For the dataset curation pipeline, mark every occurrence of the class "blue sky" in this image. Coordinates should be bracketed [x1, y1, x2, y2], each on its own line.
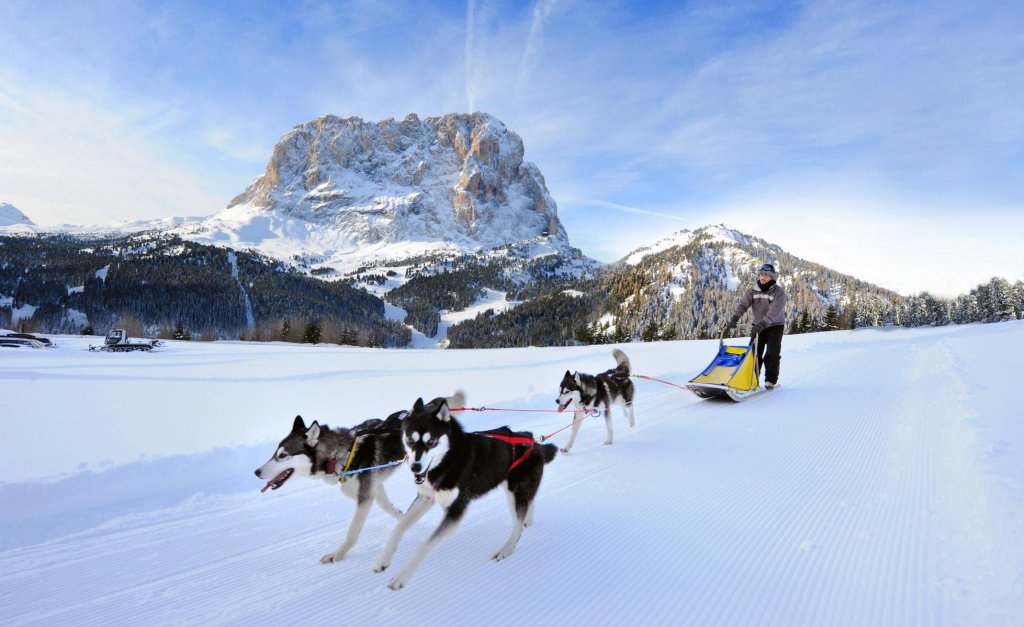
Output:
[2, 0, 1022, 297]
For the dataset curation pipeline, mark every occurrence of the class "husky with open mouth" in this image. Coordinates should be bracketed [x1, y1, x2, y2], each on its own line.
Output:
[556, 348, 636, 452]
[373, 390, 558, 590]
[254, 412, 407, 564]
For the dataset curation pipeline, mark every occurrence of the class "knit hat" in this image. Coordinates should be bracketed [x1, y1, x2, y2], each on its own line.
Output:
[758, 263, 778, 280]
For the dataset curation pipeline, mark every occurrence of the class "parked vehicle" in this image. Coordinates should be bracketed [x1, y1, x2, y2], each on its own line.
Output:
[89, 329, 162, 352]
[0, 337, 45, 349]
[3, 332, 55, 347]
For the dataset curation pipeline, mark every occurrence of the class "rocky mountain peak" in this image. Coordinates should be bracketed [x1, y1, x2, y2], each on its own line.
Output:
[221, 112, 564, 255]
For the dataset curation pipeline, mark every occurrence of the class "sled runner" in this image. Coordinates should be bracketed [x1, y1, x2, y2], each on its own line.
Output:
[686, 332, 770, 402]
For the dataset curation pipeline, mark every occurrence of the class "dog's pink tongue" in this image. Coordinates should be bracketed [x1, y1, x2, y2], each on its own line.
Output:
[260, 470, 291, 493]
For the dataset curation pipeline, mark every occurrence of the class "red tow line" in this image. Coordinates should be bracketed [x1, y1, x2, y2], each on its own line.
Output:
[452, 405, 601, 445]
[631, 373, 692, 391]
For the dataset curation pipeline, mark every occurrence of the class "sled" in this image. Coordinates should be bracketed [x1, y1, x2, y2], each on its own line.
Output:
[686, 332, 769, 402]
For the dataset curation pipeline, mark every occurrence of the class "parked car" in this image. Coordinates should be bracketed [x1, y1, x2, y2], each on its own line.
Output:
[3, 332, 55, 347]
[0, 337, 45, 348]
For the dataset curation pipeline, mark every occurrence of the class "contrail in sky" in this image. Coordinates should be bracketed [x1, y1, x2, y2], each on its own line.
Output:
[518, 0, 556, 91]
[465, 0, 477, 113]
[575, 198, 693, 222]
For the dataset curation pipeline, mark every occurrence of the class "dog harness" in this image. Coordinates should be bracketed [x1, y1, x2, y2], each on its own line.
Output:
[326, 436, 363, 481]
[479, 432, 535, 471]
[327, 411, 409, 480]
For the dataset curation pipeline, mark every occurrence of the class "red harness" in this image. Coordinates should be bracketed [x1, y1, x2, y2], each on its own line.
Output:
[480, 433, 535, 471]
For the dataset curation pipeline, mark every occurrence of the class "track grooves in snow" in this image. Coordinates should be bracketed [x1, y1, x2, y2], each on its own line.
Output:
[1, 324, 1022, 625]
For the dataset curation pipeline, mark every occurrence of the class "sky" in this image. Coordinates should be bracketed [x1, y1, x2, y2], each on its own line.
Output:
[1, 0, 1022, 297]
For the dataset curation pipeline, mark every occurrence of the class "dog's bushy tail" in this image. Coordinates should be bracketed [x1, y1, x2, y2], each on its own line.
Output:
[612, 348, 631, 374]
[447, 389, 467, 413]
[538, 442, 558, 464]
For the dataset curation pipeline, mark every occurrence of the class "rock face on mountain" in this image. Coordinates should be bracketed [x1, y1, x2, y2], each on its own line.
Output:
[223, 112, 565, 251]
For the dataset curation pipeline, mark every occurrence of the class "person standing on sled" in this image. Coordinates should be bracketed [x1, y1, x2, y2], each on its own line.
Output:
[725, 263, 788, 389]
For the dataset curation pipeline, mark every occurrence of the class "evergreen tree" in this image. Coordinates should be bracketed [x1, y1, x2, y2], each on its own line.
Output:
[988, 277, 1016, 322]
[174, 321, 191, 341]
[302, 319, 323, 344]
[641, 318, 660, 342]
[824, 305, 839, 330]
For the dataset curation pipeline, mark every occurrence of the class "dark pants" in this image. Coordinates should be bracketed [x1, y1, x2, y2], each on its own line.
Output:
[756, 324, 784, 384]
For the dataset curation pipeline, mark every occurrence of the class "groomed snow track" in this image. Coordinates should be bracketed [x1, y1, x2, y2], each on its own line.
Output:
[1, 323, 1022, 625]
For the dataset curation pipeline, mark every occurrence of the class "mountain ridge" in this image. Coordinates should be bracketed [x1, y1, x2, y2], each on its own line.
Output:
[4, 113, 1019, 344]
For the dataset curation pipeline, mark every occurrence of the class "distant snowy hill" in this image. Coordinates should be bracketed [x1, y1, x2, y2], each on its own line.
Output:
[590, 224, 906, 341]
[0, 203, 34, 228]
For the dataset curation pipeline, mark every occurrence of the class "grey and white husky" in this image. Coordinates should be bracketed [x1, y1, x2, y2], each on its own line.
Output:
[555, 348, 636, 452]
[254, 412, 407, 564]
[374, 390, 558, 590]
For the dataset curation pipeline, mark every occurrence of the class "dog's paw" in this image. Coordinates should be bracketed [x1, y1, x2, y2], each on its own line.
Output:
[320, 542, 353, 563]
[387, 575, 408, 590]
[373, 561, 389, 573]
[320, 550, 346, 564]
[603, 439, 613, 446]
[493, 546, 516, 561]
[559, 446, 572, 453]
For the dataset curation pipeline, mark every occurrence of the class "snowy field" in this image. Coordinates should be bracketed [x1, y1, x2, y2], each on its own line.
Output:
[1, 321, 1023, 626]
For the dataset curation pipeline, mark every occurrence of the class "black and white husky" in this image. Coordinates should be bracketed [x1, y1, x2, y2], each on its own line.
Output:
[254, 412, 407, 564]
[556, 348, 636, 452]
[374, 390, 558, 591]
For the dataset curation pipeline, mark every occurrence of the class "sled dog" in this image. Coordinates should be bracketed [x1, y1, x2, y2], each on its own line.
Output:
[556, 348, 636, 452]
[254, 412, 407, 563]
[374, 390, 558, 590]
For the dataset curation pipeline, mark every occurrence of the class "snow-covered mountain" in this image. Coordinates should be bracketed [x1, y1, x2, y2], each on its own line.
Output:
[0, 203, 34, 228]
[582, 224, 905, 342]
[171, 112, 576, 274]
[621, 223, 759, 267]
[0, 113, 586, 278]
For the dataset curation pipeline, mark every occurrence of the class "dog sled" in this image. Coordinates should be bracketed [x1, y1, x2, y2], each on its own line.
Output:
[686, 331, 772, 402]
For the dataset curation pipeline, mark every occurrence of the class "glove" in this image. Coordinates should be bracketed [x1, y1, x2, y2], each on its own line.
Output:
[727, 314, 739, 329]
[751, 322, 767, 336]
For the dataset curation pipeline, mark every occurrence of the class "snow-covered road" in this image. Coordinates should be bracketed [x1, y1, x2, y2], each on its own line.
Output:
[1, 322, 1022, 625]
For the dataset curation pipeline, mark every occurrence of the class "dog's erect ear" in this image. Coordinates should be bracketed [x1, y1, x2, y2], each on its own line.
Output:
[574, 373, 582, 386]
[564, 369, 572, 378]
[436, 400, 452, 423]
[292, 415, 306, 432]
[305, 421, 321, 447]
[413, 397, 425, 413]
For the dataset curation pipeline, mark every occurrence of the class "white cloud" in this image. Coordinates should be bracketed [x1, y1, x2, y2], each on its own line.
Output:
[0, 72, 229, 225]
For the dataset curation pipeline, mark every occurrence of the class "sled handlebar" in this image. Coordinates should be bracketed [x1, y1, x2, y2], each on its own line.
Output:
[720, 324, 759, 346]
